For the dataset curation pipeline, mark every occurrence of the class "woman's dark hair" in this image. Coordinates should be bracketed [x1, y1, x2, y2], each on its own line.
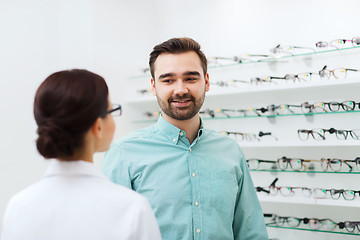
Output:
[149, 37, 208, 79]
[34, 69, 109, 159]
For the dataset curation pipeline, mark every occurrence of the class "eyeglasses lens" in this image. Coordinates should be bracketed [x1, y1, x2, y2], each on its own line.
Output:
[353, 37, 360, 46]
[344, 190, 355, 200]
[330, 189, 341, 199]
[345, 221, 356, 232]
[313, 188, 327, 198]
[333, 68, 347, 79]
[298, 130, 309, 141]
[341, 101, 355, 111]
[277, 158, 288, 170]
[329, 159, 342, 172]
[302, 188, 312, 197]
[312, 129, 325, 141]
[309, 219, 321, 229]
[321, 219, 337, 231]
[290, 159, 303, 170]
[247, 159, 260, 169]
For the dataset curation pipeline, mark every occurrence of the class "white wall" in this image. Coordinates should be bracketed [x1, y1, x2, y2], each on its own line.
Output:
[0, 0, 359, 238]
[0, 0, 157, 230]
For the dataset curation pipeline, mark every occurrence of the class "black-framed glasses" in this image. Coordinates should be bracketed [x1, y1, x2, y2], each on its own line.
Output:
[329, 189, 360, 200]
[318, 65, 360, 79]
[103, 104, 122, 117]
[297, 128, 359, 141]
[339, 221, 360, 232]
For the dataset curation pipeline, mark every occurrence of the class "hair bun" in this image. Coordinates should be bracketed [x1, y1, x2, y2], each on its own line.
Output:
[36, 121, 74, 159]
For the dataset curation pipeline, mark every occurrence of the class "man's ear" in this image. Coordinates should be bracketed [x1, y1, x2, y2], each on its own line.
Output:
[205, 73, 210, 92]
[151, 78, 156, 96]
[91, 118, 103, 139]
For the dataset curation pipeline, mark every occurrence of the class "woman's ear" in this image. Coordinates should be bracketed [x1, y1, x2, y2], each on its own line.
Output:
[91, 118, 103, 139]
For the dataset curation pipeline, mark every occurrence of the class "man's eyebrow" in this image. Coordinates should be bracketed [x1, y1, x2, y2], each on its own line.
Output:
[183, 71, 201, 76]
[158, 72, 175, 80]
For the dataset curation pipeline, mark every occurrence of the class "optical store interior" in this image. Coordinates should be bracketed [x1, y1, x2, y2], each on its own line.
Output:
[1, 0, 360, 239]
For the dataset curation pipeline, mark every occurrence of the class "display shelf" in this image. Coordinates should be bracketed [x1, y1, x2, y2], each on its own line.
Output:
[201, 110, 360, 120]
[250, 169, 360, 174]
[127, 77, 360, 104]
[237, 141, 360, 148]
[258, 195, 360, 207]
[266, 225, 360, 236]
[132, 110, 360, 123]
[128, 45, 360, 80]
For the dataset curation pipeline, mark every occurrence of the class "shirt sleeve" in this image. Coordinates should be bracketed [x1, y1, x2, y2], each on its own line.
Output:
[233, 147, 269, 240]
[133, 197, 162, 240]
[102, 143, 132, 189]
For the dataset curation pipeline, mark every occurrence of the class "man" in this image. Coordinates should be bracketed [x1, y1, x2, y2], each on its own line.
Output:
[103, 37, 269, 240]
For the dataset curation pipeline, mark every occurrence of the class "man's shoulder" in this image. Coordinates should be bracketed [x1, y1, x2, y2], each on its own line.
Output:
[113, 124, 159, 146]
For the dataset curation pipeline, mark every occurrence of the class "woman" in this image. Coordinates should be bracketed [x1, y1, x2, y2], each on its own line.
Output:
[1, 69, 161, 240]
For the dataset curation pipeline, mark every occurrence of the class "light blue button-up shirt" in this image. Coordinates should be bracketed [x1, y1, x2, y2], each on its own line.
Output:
[103, 116, 268, 240]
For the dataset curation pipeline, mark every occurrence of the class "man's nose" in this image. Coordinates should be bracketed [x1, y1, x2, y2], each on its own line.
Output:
[173, 80, 189, 95]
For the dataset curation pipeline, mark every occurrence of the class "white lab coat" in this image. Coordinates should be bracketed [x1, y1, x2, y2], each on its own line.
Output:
[1, 160, 162, 240]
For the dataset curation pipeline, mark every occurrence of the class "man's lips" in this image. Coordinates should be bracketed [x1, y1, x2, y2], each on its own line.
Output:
[171, 99, 192, 107]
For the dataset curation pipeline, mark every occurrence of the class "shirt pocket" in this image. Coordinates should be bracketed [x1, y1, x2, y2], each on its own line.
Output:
[210, 170, 238, 214]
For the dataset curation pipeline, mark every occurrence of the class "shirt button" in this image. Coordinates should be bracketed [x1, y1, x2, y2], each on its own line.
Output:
[196, 228, 200, 234]
[173, 138, 176, 142]
[192, 173, 195, 177]
[195, 201, 199, 206]
[189, 148, 192, 152]
[180, 132, 184, 136]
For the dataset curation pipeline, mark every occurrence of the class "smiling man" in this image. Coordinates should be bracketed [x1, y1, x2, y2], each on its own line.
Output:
[103, 37, 269, 240]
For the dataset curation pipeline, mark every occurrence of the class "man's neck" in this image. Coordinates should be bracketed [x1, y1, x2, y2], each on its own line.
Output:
[162, 113, 201, 144]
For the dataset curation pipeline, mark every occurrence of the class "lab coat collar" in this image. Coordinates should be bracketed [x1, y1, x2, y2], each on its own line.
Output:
[44, 159, 106, 180]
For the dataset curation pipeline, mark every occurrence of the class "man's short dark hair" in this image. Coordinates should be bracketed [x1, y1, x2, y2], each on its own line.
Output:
[149, 37, 208, 79]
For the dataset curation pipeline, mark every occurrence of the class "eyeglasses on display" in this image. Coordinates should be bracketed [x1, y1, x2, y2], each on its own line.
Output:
[320, 157, 360, 172]
[318, 65, 360, 80]
[277, 156, 318, 171]
[298, 128, 360, 141]
[338, 221, 360, 233]
[221, 131, 278, 141]
[316, 37, 360, 49]
[199, 109, 215, 118]
[264, 214, 338, 231]
[248, 156, 360, 172]
[270, 44, 316, 55]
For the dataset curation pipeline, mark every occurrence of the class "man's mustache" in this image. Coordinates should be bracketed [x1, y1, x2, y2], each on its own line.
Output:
[168, 94, 195, 103]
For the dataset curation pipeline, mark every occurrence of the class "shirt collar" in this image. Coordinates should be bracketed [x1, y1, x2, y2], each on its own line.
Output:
[156, 114, 204, 145]
[44, 159, 106, 180]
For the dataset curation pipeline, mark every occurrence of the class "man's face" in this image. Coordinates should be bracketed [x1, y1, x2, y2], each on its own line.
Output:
[151, 51, 209, 121]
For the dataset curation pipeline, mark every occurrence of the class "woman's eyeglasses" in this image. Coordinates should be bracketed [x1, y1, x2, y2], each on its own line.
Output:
[104, 104, 122, 117]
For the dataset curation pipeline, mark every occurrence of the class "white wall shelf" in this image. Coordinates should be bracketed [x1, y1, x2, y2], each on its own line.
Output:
[258, 195, 360, 208]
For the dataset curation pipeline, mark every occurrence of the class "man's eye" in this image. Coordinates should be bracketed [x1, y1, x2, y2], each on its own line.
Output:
[162, 79, 173, 83]
[187, 78, 197, 81]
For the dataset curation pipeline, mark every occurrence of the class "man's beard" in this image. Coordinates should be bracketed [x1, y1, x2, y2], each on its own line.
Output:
[156, 92, 205, 121]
